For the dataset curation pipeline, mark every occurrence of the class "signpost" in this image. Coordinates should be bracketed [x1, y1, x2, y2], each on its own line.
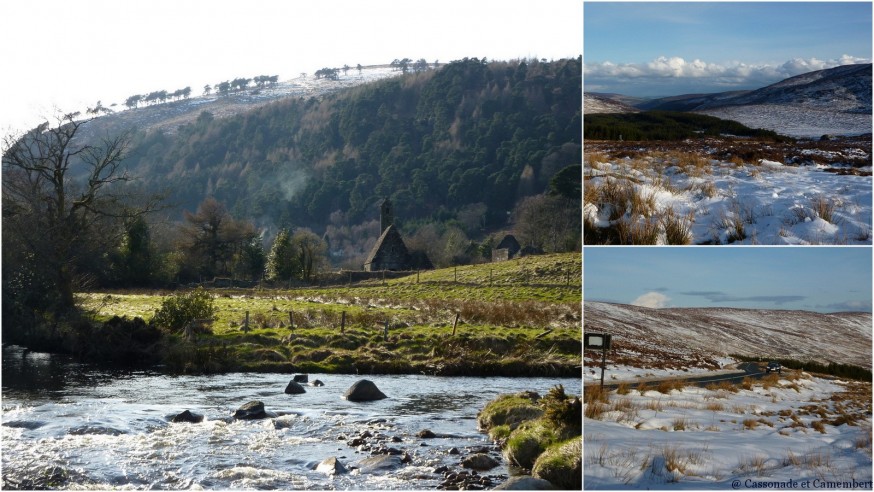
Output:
[585, 333, 612, 389]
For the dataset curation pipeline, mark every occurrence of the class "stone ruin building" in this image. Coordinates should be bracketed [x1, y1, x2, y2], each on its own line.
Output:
[363, 199, 433, 272]
[492, 234, 543, 262]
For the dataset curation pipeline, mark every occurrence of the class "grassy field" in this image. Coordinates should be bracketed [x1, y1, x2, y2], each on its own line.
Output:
[77, 253, 581, 376]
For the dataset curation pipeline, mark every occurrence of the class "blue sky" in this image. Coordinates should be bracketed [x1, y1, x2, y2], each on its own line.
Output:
[584, 247, 872, 313]
[584, 2, 872, 96]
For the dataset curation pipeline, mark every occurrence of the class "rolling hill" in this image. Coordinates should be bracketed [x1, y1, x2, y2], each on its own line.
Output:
[108, 57, 581, 232]
[585, 63, 872, 137]
[583, 301, 872, 369]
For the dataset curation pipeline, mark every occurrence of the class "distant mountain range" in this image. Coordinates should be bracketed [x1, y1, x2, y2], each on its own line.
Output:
[584, 301, 872, 369]
[585, 63, 872, 137]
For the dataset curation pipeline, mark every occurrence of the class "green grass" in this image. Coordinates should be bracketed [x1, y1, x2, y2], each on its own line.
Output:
[76, 253, 581, 375]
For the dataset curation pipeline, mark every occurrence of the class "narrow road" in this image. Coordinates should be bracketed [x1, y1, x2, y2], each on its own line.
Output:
[592, 362, 772, 391]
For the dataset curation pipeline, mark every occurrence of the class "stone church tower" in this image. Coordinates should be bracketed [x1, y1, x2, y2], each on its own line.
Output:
[380, 198, 394, 232]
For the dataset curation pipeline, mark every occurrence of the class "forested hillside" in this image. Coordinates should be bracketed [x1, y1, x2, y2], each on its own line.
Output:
[583, 111, 787, 141]
[124, 57, 581, 233]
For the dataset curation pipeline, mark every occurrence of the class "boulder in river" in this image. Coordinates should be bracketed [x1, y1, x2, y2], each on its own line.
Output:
[354, 455, 404, 474]
[233, 400, 269, 420]
[171, 410, 204, 423]
[284, 381, 307, 394]
[494, 476, 556, 490]
[315, 456, 348, 475]
[417, 429, 437, 438]
[461, 453, 499, 471]
[343, 379, 387, 401]
[309, 379, 325, 387]
[293, 374, 308, 383]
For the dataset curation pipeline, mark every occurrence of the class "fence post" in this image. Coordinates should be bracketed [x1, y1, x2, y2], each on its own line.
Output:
[341, 311, 346, 334]
[489, 270, 493, 287]
[417, 270, 420, 284]
[454, 266, 457, 283]
[243, 311, 250, 333]
[289, 311, 294, 332]
[452, 313, 460, 336]
[383, 319, 389, 341]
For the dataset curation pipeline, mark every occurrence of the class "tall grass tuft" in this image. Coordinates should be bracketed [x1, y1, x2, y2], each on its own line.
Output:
[660, 208, 694, 245]
[810, 194, 838, 223]
[616, 218, 660, 245]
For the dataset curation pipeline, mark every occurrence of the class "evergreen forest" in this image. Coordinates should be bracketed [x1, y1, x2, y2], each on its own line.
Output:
[125, 57, 581, 239]
[583, 111, 788, 141]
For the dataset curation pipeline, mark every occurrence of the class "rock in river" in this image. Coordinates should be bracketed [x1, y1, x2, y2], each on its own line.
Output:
[316, 456, 348, 475]
[417, 429, 437, 438]
[343, 379, 387, 401]
[461, 453, 499, 471]
[354, 455, 404, 474]
[233, 400, 271, 420]
[284, 380, 307, 394]
[293, 374, 308, 383]
[494, 476, 556, 489]
[171, 410, 204, 423]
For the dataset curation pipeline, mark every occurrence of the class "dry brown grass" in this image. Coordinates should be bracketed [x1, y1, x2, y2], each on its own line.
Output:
[585, 384, 609, 404]
[584, 151, 610, 168]
[810, 194, 838, 223]
[637, 382, 651, 395]
[760, 373, 780, 389]
[660, 208, 694, 245]
[706, 380, 739, 393]
[743, 418, 760, 430]
[672, 418, 690, 431]
[615, 217, 660, 245]
[705, 402, 725, 412]
[616, 381, 631, 395]
[645, 399, 664, 412]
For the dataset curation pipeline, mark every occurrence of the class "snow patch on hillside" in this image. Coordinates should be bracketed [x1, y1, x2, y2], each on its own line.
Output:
[698, 105, 871, 138]
[583, 302, 872, 369]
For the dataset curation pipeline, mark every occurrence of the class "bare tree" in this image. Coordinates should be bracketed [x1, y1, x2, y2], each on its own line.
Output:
[180, 197, 256, 279]
[2, 112, 155, 313]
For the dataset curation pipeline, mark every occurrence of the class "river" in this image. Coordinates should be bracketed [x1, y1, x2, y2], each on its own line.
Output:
[1, 345, 578, 489]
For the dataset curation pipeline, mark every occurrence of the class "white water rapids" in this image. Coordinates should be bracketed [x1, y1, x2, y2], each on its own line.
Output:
[1, 345, 577, 489]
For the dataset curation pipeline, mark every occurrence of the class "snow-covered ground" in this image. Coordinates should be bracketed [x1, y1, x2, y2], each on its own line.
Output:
[585, 373, 873, 489]
[585, 153, 872, 245]
[80, 66, 403, 138]
[699, 105, 872, 138]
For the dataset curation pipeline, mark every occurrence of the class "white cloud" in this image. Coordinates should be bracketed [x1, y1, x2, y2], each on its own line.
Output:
[584, 55, 870, 87]
[631, 292, 671, 309]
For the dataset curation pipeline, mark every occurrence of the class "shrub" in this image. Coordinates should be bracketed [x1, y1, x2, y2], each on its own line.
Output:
[151, 288, 216, 332]
[541, 385, 581, 433]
